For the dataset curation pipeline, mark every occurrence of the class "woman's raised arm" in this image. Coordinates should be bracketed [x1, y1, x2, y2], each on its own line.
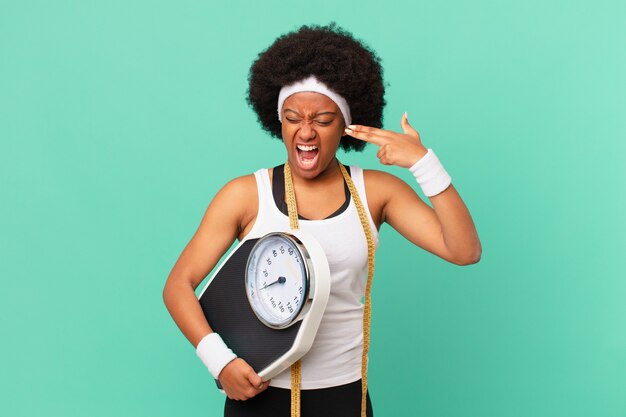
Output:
[346, 113, 482, 265]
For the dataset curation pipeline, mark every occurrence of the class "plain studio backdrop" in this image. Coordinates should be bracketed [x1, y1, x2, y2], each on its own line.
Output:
[1, 1, 624, 416]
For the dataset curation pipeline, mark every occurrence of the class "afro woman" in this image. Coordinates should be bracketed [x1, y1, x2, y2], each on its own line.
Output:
[163, 23, 481, 417]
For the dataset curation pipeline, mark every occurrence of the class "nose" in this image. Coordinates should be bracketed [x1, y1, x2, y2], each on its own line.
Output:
[297, 121, 316, 141]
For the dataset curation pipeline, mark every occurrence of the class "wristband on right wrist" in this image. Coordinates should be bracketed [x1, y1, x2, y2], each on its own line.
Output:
[195, 332, 237, 380]
[408, 148, 452, 197]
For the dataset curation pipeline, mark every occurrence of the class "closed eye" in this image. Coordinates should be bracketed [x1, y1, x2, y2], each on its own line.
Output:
[286, 118, 334, 126]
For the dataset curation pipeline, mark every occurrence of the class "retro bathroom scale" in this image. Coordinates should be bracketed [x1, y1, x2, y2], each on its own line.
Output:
[197, 229, 331, 383]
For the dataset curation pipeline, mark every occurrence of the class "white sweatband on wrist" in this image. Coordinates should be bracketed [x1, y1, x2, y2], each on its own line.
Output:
[196, 333, 237, 380]
[408, 148, 452, 197]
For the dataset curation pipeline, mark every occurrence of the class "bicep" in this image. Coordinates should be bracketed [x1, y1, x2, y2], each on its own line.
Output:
[381, 176, 455, 262]
[168, 178, 255, 290]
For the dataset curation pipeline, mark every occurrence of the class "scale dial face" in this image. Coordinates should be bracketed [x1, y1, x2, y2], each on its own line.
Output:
[245, 233, 310, 329]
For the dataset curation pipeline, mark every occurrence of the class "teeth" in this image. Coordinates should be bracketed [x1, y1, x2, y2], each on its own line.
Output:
[297, 144, 318, 151]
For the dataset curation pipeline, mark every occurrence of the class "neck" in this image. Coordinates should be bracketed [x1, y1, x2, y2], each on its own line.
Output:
[288, 157, 342, 188]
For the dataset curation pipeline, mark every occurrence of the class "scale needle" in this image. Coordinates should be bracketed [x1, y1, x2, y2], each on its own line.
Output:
[260, 276, 286, 290]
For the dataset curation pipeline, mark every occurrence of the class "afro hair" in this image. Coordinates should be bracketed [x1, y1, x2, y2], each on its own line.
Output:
[246, 23, 386, 152]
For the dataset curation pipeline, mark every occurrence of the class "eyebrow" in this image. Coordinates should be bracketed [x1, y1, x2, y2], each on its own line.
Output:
[284, 109, 337, 117]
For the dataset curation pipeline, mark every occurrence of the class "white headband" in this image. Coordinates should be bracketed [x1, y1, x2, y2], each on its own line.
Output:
[277, 75, 352, 126]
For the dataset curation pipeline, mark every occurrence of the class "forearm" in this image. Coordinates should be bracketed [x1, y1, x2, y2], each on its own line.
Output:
[162, 278, 213, 347]
[429, 184, 481, 265]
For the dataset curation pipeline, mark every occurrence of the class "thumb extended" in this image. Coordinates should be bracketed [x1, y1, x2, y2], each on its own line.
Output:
[400, 112, 418, 135]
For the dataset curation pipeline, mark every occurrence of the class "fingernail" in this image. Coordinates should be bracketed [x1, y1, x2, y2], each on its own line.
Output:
[344, 127, 352, 132]
[404, 112, 408, 120]
[348, 125, 355, 129]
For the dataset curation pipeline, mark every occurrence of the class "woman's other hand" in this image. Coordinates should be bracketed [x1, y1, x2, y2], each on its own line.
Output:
[218, 358, 270, 400]
[345, 112, 428, 168]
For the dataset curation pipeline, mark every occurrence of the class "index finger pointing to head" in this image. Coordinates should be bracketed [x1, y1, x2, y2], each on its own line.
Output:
[344, 125, 385, 146]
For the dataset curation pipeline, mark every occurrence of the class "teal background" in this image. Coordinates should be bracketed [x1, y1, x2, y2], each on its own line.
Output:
[1, 0, 624, 416]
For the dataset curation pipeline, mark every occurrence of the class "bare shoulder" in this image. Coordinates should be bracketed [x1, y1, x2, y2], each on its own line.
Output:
[218, 173, 257, 198]
[363, 169, 414, 197]
[207, 173, 258, 235]
[169, 173, 259, 290]
[363, 169, 405, 187]
[362, 169, 423, 227]
[362, 169, 407, 228]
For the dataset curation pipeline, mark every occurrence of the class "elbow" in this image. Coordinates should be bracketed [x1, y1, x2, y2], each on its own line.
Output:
[162, 276, 178, 308]
[451, 246, 482, 266]
[162, 282, 171, 308]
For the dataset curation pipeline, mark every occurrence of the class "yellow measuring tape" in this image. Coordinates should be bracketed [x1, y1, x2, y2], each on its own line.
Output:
[284, 161, 375, 417]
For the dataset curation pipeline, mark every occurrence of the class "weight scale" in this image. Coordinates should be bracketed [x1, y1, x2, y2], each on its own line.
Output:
[197, 230, 331, 383]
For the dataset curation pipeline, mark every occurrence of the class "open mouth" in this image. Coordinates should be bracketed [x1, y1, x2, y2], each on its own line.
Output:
[296, 144, 319, 168]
